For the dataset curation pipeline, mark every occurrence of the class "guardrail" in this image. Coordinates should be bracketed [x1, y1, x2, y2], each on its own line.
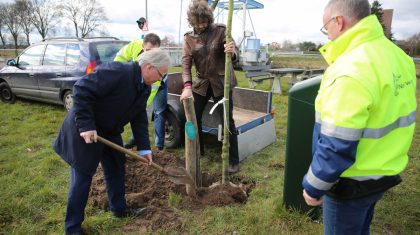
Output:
[272, 51, 420, 62]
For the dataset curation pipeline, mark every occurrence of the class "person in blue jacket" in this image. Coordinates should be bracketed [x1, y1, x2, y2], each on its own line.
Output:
[53, 48, 171, 235]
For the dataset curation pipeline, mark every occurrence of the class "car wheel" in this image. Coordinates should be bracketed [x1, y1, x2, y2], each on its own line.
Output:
[63, 90, 73, 111]
[164, 111, 182, 149]
[0, 82, 16, 103]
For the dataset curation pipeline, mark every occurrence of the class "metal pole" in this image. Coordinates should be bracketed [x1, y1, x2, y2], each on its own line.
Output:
[145, 0, 148, 24]
[178, 0, 183, 45]
[247, 9, 257, 38]
[243, 1, 247, 35]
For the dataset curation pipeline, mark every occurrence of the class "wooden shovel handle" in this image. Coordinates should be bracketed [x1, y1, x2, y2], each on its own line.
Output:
[96, 136, 164, 172]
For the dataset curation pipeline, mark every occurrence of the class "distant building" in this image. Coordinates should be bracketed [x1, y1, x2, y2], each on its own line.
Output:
[382, 9, 393, 38]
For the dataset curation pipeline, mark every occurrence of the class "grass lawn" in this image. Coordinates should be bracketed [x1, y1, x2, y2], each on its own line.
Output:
[0, 57, 419, 234]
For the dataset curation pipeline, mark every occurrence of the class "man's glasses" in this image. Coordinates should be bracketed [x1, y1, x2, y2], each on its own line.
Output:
[320, 16, 338, 35]
[153, 66, 167, 82]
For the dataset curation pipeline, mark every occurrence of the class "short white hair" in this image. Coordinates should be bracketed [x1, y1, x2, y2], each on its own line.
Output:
[137, 48, 171, 69]
[326, 0, 371, 22]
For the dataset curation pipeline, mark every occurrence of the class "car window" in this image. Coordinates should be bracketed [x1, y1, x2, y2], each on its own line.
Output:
[66, 44, 81, 66]
[18, 45, 45, 66]
[95, 42, 127, 63]
[43, 44, 66, 65]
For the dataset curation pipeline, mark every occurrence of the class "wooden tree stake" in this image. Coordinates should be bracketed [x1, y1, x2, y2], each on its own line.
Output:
[182, 96, 201, 195]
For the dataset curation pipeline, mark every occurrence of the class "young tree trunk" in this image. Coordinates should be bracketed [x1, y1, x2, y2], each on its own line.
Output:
[221, 0, 233, 185]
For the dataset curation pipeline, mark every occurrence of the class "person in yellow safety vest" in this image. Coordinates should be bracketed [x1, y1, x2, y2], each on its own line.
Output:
[114, 32, 168, 150]
[302, 0, 416, 234]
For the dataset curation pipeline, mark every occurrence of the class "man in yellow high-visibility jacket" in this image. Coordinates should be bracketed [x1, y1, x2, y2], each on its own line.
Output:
[302, 0, 416, 234]
[115, 32, 168, 151]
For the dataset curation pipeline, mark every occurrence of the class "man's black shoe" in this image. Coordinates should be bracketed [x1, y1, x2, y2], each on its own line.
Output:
[157, 146, 164, 151]
[228, 163, 240, 173]
[113, 207, 148, 218]
[65, 229, 86, 235]
[124, 138, 136, 149]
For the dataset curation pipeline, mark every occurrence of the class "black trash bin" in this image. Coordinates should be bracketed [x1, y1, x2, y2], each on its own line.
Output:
[283, 76, 322, 219]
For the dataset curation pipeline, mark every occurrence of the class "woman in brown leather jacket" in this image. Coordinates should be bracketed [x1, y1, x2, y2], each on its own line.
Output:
[180, 0, 240, 173]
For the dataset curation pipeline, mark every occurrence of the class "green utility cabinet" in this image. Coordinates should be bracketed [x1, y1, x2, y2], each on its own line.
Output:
[283, 76, 322, 218]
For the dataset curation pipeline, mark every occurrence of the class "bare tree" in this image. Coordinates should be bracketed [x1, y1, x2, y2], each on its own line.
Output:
[407, 32, 420, 56]
[281, 40, 296, 50]
[3, 2, 21, 49]
[32, 0, 61, 40]
[0, 4, 7, 48]
[61, 0, 107, 38]
[16, 0, 34, 46]
[161, 35, 177, 47]
[60, 0, 82, 37]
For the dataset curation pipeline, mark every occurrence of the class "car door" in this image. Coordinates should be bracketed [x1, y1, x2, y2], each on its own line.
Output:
[10, 44, 45, 98]
[38, 43, 66, 101]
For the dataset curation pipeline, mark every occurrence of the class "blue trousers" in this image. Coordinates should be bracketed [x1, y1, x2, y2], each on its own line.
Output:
[152, 82, 168, 149]
[323, 190, 385, 235]
[129, 82, 167, 149]
[65, 147, 126, 233]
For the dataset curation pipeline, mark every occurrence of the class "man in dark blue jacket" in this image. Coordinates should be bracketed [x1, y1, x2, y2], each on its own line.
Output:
[53, 48, 171, 235]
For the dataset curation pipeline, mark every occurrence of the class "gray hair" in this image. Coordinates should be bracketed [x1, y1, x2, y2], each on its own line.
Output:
[326, 0, 371, 22]
[137, 48, 171, 69]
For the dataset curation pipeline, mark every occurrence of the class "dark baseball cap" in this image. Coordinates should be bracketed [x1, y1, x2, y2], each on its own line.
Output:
[136, 17, 147, 24]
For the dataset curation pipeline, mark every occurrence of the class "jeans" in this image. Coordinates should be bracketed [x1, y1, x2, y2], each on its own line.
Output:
[128, 82, 167, 149]
[152, 82, 168, 149]
[323, 190, 385, 235]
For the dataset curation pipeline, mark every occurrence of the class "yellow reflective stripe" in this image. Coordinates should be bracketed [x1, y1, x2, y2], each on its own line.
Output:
[316, 110, 416, 140]
[306, 166, 336, 191]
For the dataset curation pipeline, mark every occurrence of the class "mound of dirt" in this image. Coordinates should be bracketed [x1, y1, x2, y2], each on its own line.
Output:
[89, 150, 254, 233]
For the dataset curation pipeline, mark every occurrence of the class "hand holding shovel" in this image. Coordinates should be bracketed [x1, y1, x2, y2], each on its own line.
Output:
[96, 135, 194, 186]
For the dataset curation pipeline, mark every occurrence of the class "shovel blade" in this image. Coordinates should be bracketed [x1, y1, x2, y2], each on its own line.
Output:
[164, 166, 195, 185]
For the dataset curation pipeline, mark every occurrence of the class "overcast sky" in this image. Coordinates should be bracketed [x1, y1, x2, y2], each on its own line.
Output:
[100, 0, 420, 45]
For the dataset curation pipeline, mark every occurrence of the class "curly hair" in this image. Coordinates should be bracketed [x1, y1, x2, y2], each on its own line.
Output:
[187, 1, 214, 27]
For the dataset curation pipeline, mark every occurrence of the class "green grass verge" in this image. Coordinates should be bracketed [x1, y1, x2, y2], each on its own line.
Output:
[0, 57, 418, 234]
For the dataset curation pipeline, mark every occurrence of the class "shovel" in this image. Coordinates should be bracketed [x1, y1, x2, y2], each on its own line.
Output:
[96, 135, 194, 186]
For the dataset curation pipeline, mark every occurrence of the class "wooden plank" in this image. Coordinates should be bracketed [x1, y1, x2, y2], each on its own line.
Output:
[233, 107, 266, 126]
[245, 71, 272, 78]
[253, 76, 274, 82]
[242, 64, 271, 71]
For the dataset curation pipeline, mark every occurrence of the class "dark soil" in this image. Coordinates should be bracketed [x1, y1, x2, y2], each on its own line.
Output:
[89, 150, 255, 233]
